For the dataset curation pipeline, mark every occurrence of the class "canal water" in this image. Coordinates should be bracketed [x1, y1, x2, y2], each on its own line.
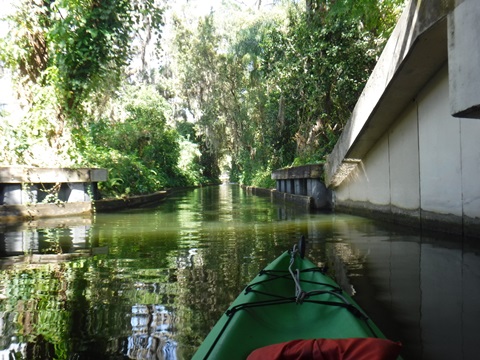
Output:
[0, 185, 479, 359]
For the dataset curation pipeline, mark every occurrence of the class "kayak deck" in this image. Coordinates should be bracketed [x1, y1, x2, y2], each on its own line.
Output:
[193, 248, 388, 360]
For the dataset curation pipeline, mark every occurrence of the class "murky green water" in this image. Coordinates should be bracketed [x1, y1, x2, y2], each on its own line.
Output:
[1, 185, 479, 359]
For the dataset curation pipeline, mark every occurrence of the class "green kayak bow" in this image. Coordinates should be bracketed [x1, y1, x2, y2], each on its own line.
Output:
[193, 237, 401, 360]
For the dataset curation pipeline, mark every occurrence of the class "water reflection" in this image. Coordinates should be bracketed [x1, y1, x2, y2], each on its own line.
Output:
[317, 220, 480, 360]
[0, 217, 92, 257]
[0, 185, 479, 359]
[128, 305, 177, 360]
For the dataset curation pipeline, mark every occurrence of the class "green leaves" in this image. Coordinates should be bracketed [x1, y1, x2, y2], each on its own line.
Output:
[1, 0, 167, 171]
[256, 0, 403, 164]
[85, 85, 193, 197]
[171, 0, 404, 184]
[1, 0, 404, 192]
[2, 0, 165, 123]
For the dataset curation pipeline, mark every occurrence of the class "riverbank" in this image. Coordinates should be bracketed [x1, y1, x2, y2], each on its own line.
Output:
[0, 190, 171, 223]
[1, 182, 308, 223]
[0, 185, 220, 223]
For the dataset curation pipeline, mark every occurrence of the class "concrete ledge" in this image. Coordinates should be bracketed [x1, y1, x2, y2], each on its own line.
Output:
[335, 199, 478, 237]
[0, 190, 170, 221]
[421, 210, 464, 236]
[271, 164, 324, 180]
[95, 191, 170, 212]
[271, 164, 332, 210]
[1, 166, 107, 208]
[242, 186, 274, 197]
[336, 201, 421, 228]
[272, 191, 313, 209]
[464, 216, 480, 238]
[0, 202, 92, 222]
[0, 166, 107, 183]
[243, 186, 313, 209]
[448, 0, 480, 118]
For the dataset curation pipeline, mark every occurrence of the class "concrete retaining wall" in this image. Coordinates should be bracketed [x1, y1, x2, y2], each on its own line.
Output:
[0, 167, 107, 221]
[334, 67, 480, 236]
[95, 191, 169, 212]
[0, 167, 107, 205]
[242, 186, 313, 209]
[326, 0, 480, 237]
[271, 165, 332, 210]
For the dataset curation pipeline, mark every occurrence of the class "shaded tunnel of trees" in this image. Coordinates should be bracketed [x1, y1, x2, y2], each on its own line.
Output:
[0, 0, 404, 198]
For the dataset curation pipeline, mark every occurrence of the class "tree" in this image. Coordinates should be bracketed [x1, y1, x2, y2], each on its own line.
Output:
[169, 0, 403, 186]
[1, 0, 404, 191]
[256, 0, 403, 165]
[87, 85, 191, 196]
[172, 12, 227, 181]
[0, 0, 164, 165]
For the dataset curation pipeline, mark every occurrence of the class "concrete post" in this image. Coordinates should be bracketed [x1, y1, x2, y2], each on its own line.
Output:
[2, 184, 23, 205]
[68, 183, 87, 202]
[448, 0, 480, 118]
[294, 179, 302, 195]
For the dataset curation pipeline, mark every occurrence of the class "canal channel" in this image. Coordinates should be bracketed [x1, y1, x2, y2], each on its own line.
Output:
[1, 185, 479, 359]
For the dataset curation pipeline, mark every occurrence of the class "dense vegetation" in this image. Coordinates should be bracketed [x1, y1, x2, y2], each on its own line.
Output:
[0, 0, 403, 197]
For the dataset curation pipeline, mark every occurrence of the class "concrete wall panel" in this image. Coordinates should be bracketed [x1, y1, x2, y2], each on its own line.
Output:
[337, 135, 391, 206]
[342, 164, 368, 202]
[326, 2, 480, 236]
[418, 67, 462, 216]
[334, 181, 350, 203]
[364, 136, 391, 205]
[389, 104, 420, 210]
[460, 118, 480, 219]
[448, 0, 480, 118]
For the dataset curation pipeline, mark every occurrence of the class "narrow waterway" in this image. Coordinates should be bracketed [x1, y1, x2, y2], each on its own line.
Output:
[1, 185, 479, 359]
